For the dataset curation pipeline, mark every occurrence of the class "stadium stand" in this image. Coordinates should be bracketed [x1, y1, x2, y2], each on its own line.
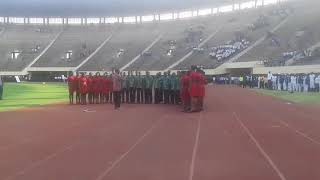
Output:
[126, 17, 222, 71]
[31, 25, 112, 67]
[78, 24, 160, 71]
[175, 6, 286, 70]
[0, 25, 59, 71]
[236, 1, 320, 66]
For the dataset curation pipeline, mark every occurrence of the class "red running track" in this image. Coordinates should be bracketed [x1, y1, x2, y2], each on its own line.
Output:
[0, 85, 320, 180]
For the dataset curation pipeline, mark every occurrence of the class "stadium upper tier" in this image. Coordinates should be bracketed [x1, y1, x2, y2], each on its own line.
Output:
[0, 25, 59, 71]
[126, 16, 222, 71]
[78, 24, 160, 71]
[235, 1, 320, 66]
[174, 6, 285, 70]
[31, 26, 112, 67]
[3, 0, 320, 73]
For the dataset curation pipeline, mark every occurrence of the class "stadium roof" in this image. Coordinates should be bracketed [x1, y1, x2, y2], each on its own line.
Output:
[0, 0, 247, 17]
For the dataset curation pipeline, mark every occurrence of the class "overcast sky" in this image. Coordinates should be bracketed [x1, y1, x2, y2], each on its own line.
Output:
[0, 0, 234, 16]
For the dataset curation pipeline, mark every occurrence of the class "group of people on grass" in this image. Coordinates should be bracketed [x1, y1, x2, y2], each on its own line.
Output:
[214, 72, 320, 93]
[67, 66, 206, 112]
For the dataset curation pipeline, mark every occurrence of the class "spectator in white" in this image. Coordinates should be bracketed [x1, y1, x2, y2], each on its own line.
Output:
[0, 76, 3, 100]
[277, 75, 282, 91]
[290, 75, 297, 93]
[303, 75, 308, 92]
[309, 73, 316, 92]
[272, 75, 277, 90]
[267, 71, 273, 89]
[112, 69, 122, 110]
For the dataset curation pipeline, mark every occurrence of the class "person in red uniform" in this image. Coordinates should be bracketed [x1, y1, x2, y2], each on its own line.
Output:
[98, 74, 105, 103]
[92, 73, 100, 104]
[79, 73, 88, 105]
[102, 73, 110, 103]
[197, 69, 206, 111]
[181, 71, 191, 112]
[87, 73, 94, 104]
[75, 72, 81, 104]
[189, 66, 204, 112]
[67, 74, 76, 104]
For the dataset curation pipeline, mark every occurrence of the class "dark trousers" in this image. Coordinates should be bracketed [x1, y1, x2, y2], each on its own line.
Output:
[113, 91, 121, 109]
[121, 88, 129, 103]
[129, 87, 135, 103]
[155, 88, 160, 104]
[0, 85, 3, 100]
[145, 88, 152, 104]
[109, 92, 113, 103]
[76, 91, 80, 104]
[169, 90, 175, 104]
[164, 90, 170, 104]
[88, 92, 94, 104]
[174, 90, 180, 104]
[81, 93, 87, 105]
[136, 88, 143, 103]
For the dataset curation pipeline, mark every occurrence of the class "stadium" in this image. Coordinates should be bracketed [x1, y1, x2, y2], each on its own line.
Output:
[1, 0, 320, 179]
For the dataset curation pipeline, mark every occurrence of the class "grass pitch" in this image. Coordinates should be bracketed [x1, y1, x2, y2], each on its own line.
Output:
[0, 82, 68, 112]
[256, 89, 320, 105]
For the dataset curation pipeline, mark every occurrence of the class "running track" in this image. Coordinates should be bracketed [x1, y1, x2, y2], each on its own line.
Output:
[0, 85, 320, 180]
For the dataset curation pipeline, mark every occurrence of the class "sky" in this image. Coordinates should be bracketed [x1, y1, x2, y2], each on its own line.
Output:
[0, 0, 234, 16]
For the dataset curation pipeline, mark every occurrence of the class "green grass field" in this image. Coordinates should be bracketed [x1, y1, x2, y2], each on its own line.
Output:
[0, 82, 68, 112]
[255, 89, 320, 105]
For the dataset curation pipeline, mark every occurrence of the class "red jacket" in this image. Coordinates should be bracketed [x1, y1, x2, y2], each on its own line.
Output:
[189, 72, 205, 97]
[79, 76, 88, 94]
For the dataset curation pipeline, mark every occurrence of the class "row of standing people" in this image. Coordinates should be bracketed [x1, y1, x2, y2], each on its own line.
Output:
[215, 72, 320, 93]
[67, 67, 206, 112]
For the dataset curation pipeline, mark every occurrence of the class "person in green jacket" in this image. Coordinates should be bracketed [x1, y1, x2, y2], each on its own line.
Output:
[169, 73, 176, 104]
[143, 71, 154, 104]
[163, 72, 171, 104]
[170, 72, 181, 104]
[154, 72, 162, 104]
[128, 71, 136, 103]
[136, 71, 143, 104]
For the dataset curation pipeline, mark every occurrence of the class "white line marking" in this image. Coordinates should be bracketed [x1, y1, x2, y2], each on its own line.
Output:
[120, 34, 163, 71]
[279, 120, 320, 146]
[233, 112, 287, 180]
[188, 112, 202, 180]
[4, 144, 77, 180]
[94, 118, 162, 180]
[75, 34, 113, 71]
[23, 30, 63, 73]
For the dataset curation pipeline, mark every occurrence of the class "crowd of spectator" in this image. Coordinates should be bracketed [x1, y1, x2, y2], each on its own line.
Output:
[209, 39, 250, 61]
[213, 72, 320, 93]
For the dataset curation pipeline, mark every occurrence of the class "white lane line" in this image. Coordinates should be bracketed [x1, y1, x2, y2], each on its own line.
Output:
[4, 143, 77, 180]
[188, 112, 202, 180]
[233, 112, 287, 180]
[94, 117, 164, 180]
[279, 120, 320, 146]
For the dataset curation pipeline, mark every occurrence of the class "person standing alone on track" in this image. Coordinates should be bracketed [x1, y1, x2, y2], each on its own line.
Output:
[0, 75, 3, 100]
[112, 69, 122, 110]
